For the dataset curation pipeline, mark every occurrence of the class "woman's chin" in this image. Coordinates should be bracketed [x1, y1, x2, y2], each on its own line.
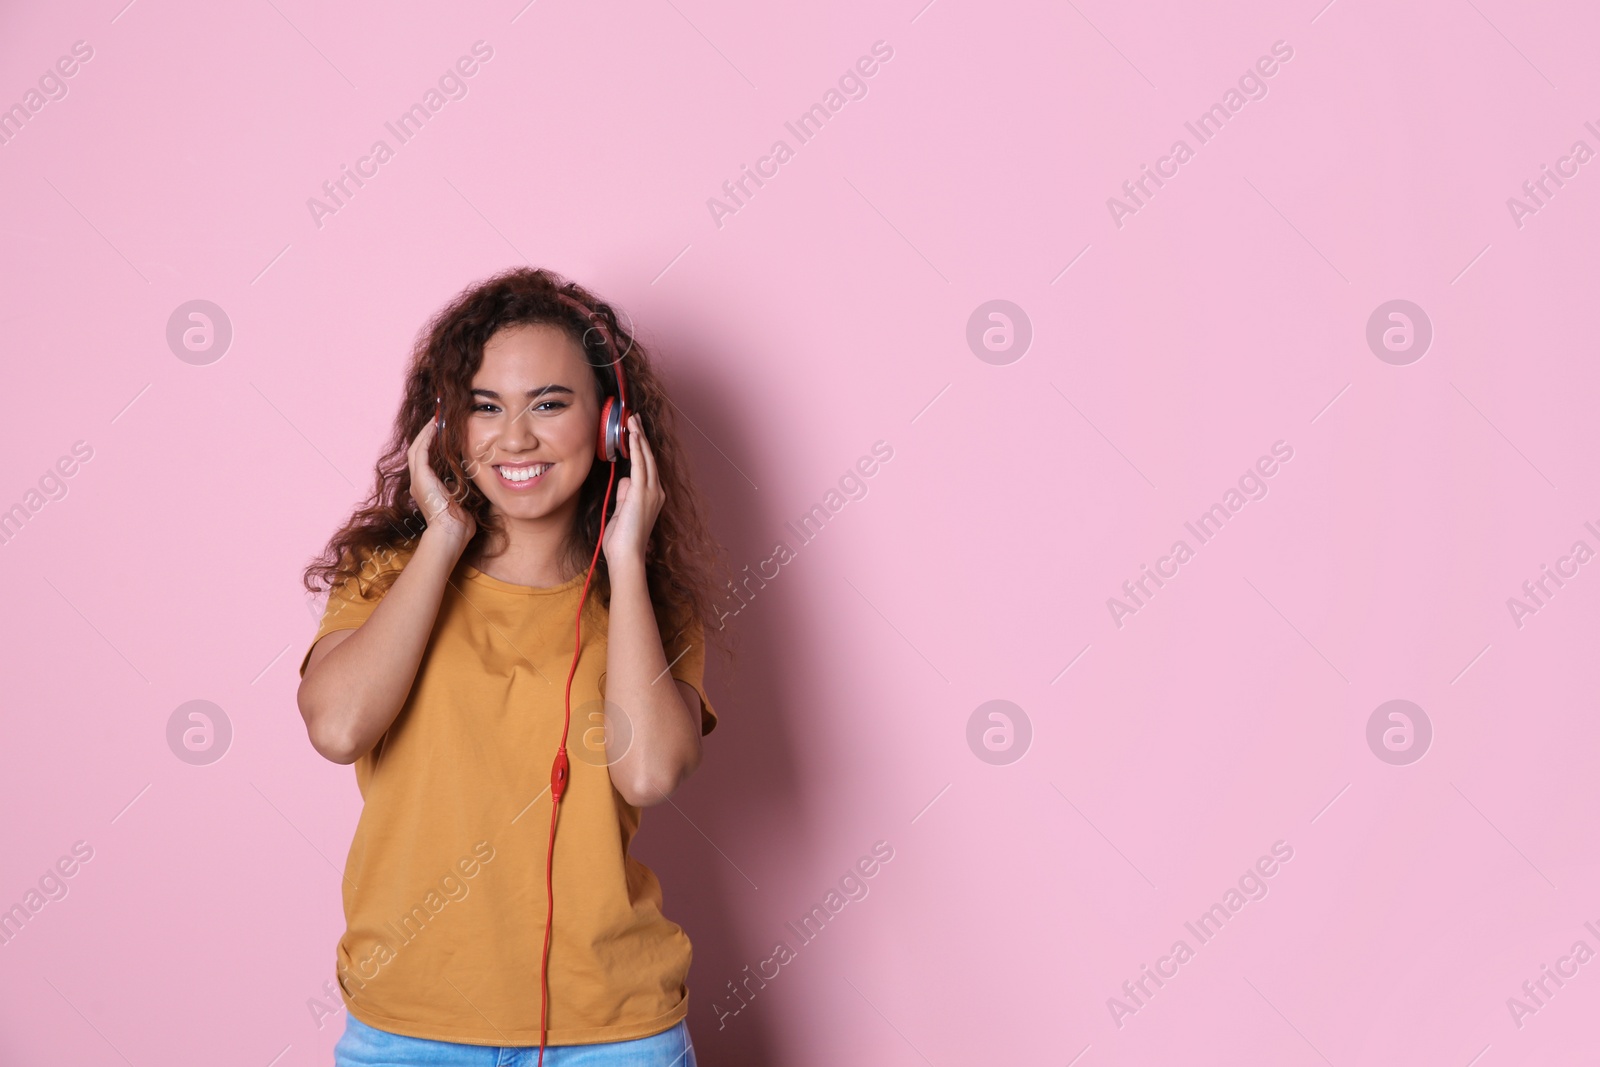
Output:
[482, 493, 570, 522]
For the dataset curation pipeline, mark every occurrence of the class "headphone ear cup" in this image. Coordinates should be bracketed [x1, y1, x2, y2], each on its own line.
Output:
[597, 396, 617, 462]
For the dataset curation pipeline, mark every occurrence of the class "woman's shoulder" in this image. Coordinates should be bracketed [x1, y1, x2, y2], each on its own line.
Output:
[339, 539, 423, 600]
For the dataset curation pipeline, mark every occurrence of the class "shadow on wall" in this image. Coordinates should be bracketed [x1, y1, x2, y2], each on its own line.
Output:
[626, 320, 814, 1067]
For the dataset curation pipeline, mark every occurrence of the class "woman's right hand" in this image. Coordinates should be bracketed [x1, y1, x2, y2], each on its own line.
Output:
[408, 417, 477, 552]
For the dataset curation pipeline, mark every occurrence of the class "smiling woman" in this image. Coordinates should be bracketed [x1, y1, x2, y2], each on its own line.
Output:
[295, 266, 733, 1065]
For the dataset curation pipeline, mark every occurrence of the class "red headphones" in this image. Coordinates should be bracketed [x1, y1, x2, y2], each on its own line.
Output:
[587, 322, 631, 466]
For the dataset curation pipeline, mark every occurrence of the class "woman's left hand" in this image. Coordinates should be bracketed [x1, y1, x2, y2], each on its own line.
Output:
[602, 414, 664, 572]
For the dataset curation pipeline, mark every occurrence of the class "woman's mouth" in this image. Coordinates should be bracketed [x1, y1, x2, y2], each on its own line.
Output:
[495, 462, 552, 491]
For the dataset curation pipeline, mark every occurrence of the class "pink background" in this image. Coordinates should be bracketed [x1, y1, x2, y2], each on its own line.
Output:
[3, 0, 1598, 1064]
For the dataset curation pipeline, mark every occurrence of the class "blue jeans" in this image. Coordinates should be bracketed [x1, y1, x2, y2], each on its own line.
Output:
[334, 1013, 698, 1067]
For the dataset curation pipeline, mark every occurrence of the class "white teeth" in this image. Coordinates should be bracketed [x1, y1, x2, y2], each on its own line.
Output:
[498, 464, 549, 483]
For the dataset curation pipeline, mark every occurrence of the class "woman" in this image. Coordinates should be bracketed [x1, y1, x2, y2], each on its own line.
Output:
[297, 266, 731, 1066]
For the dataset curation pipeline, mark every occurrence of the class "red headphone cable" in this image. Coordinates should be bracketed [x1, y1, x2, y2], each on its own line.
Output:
[537, 458, 618, 1067]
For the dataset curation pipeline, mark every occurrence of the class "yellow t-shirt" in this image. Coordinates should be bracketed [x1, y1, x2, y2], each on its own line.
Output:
[297, 543, 718, 1046]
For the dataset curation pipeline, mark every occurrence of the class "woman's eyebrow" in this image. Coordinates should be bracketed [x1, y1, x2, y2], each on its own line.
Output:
[470, 385, 577, 398]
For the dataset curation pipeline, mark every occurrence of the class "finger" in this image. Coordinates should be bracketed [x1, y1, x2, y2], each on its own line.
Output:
[408, 438, 430, 495]
[643, 424, 660, 500]
[411, 418, 436, 472]
[631, 415, 657, 491]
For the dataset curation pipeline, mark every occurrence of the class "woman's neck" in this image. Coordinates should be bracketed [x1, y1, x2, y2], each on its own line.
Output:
[464, 513, 584, 588]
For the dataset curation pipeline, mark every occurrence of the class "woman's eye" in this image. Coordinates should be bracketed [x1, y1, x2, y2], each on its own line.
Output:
[534, 401, 566, 412]
[473, 403, 498, 413]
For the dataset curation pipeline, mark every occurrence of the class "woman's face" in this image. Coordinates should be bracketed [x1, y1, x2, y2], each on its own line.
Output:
[461, 323, 600, 522]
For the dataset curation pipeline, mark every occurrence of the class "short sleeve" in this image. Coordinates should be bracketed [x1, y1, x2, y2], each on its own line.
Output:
[665, 612, 718, 736]
[298, 548, 408, 678]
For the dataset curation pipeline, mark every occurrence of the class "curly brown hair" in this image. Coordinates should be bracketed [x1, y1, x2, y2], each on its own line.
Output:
[301, 266, 734, 663]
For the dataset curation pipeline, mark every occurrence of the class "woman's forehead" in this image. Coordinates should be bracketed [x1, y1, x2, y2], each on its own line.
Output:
[476, 323, 587, 378]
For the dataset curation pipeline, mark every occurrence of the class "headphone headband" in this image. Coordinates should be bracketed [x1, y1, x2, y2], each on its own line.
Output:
[551, 292, 627, 408]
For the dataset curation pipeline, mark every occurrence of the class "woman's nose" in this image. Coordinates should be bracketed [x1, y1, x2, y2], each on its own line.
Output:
[498, 403, 538, 449]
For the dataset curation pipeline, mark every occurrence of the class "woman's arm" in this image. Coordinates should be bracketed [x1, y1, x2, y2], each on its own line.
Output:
[603, 557, 705, 806]
[298, 417, 475, 765]
[297, 527, 466, 764]
[600, 413, 705, 806]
